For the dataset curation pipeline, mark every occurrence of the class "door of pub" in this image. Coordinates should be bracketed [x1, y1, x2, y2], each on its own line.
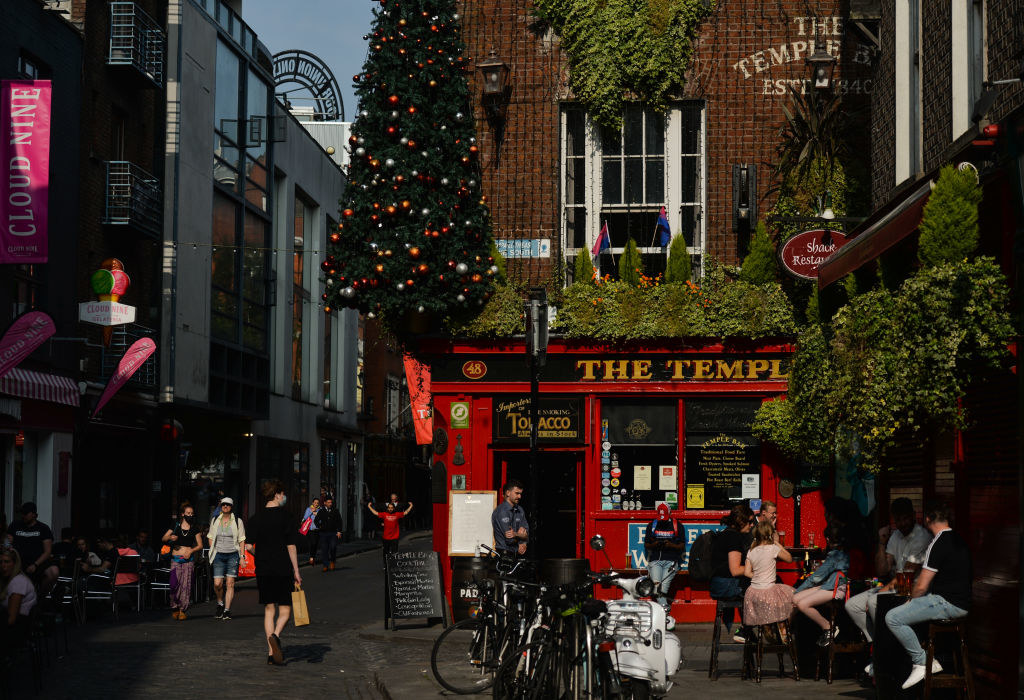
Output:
[494, 451, 584, 560]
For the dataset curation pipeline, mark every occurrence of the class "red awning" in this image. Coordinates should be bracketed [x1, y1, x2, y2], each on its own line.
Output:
[817, 180, 932, 288]
[0, 367, 80, 407]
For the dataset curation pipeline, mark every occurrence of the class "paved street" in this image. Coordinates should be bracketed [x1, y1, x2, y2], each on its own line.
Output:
[33, 532, 871, 699]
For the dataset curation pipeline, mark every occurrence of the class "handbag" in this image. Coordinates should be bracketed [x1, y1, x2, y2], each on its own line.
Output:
[291, 584, 310, 626]
[299, 516, 313, 536]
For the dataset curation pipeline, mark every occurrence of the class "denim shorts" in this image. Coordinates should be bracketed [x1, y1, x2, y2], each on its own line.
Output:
[212, 551, 239, 578]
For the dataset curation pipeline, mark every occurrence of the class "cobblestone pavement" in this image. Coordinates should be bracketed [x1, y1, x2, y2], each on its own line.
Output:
[30, 533, 874, 699]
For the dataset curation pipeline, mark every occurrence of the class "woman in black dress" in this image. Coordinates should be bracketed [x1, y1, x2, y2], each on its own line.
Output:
[246, 479, 302, 665]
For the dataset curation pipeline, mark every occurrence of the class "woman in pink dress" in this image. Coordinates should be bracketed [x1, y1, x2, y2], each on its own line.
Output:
[744, 519, 795, 625]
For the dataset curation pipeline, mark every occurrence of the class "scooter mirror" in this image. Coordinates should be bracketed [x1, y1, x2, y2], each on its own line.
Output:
[589, 534, 606, 551]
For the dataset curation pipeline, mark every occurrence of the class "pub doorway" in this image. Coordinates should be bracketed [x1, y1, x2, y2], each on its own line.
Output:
[494, 450, 583, 560]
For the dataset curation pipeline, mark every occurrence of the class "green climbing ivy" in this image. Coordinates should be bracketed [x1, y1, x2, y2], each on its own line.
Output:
[533, 0, 714, 128]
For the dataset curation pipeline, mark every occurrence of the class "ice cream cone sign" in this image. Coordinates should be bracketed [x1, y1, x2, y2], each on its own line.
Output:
[81, 258, 134, 347]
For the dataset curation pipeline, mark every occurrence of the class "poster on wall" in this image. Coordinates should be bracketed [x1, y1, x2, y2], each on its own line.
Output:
[685, 434, 760, 509]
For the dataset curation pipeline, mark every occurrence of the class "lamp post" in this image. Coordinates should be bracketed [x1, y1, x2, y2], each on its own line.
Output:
[525, 288, 548, 555]
[477, 50, 510, 121]
[806, 33, 837, 90]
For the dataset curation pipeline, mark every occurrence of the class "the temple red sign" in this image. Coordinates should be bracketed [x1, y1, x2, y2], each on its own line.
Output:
[778, 229, 850, 281]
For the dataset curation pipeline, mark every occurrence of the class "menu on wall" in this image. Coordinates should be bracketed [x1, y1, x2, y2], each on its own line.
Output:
[386, 550, 444, 621]
[685, 434, 761, 509]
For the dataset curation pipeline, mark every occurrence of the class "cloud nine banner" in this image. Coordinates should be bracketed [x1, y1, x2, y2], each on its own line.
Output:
[1, 80, 51, 264]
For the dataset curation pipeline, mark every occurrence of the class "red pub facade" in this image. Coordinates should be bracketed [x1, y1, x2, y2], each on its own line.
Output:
[425, 338, 826, 622]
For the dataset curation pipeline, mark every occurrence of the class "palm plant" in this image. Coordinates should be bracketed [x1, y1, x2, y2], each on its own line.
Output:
[774, 87, 848, 184]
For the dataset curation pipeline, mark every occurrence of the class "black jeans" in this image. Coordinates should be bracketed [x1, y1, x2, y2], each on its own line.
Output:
[307, 531, 320, 561]
[318, 532, 338, 564]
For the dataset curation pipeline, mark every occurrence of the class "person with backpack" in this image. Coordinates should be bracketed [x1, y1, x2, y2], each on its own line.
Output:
[644, 503, 684, 614]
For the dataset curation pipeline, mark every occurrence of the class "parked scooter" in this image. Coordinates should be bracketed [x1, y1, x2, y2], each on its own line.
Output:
[589, 534, 682, 699]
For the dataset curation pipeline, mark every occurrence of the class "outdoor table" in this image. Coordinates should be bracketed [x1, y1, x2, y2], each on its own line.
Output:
[874, 593, 916, 698]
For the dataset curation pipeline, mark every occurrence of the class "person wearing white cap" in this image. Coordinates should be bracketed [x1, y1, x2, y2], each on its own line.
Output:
[208, 497, 246, 620]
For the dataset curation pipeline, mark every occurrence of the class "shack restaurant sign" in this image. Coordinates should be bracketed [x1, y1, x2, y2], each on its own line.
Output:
[778, 229, 849, 280]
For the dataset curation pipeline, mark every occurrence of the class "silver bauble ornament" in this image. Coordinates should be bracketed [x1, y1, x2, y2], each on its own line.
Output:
[411, 170, 418, 177]
[355, 147, 366, 156]
[421, 207, 430, 216]
[341, 286, 355, 298]
[327, 278, 335, 285]
[370, 242, 379, 250]
[357, 136, 365, 144]
[468, 179, 476, 187]
[489, 265, 499, 274]
[360, 109, 369, 118]
[399, 137, 408, 145]
[396, 283, 405, 291]
[367, 312, 375, 319]
[421, 151, 429, 158]
[455, 112, 464, 121]
[385, 158, 395, 167]
[456, 262, 469, 274]
[440, 178, 449, 185]
[417, 306, 425, 313]
[390, 110, 400, 119]
[453, 13, 459, 20]
[456, 294, 466, 302]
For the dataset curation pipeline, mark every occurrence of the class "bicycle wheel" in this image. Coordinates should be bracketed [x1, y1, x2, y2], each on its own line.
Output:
[431, 618, 497, 694]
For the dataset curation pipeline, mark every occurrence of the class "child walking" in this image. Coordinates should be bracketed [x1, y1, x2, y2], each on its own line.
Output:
[743, 520, 796, 626]
[793, 525, 850, 646]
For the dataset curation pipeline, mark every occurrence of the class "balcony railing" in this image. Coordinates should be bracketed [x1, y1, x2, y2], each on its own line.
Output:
[107, 2, 166, 88]
[103, 161, 163, 239]
[100, 323, 158, 388]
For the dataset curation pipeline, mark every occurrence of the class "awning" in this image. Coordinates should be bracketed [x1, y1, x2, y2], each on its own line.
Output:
[818, 180, 932, 287]
[0, 367, 80, 407]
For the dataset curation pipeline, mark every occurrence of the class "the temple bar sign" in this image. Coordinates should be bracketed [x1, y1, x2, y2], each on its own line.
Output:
[575, 358, 788, 382]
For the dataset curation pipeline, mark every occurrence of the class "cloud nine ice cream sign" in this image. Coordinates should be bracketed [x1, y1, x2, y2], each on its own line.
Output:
[778, 228, 850, 281]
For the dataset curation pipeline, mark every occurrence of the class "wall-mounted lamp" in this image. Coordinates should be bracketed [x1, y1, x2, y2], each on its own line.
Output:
[806, 36, 837, 90]
[733, 163, 757, 256]
[477, 49, 510, 122]
[818, 191, 835, 220]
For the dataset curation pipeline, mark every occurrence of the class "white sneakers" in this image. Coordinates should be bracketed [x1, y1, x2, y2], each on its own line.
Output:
[901, 659, 943, 689]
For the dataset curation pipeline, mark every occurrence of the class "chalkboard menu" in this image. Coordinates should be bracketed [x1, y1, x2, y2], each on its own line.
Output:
[685, 398, 762, 433]
[685, 434, 760, 509]
[386, 550, 444, 621]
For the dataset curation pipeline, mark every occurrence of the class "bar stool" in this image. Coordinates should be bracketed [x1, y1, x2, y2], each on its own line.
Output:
[708, 598, 751, 680]
[815, 599, 869, 683]
[752, 620, 799, 682]
[924, 618, 974, 699]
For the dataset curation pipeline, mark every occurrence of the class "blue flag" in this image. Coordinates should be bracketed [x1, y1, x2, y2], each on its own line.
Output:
[656, 206, 671, 247]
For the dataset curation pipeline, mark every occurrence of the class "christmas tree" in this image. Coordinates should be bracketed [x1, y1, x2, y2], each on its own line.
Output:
[323, 0, 496, 326]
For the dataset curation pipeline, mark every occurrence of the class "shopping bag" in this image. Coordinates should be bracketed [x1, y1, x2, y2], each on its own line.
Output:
[238, 550, 256, 578]
[292, 585, 310, 626]
[299, 516, 313, 536]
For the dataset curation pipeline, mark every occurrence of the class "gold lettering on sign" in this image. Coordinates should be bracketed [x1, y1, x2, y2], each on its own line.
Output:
[631, 360, 652, 380]
[666, 360, 690, 379]
[715, 360, 744, 380]
[603, 360, 629, 380]
[693, 359, 713, 379]
[576, 360, 601, 381]
[769, 359, 789, 380]
[747, 360, 770, 379]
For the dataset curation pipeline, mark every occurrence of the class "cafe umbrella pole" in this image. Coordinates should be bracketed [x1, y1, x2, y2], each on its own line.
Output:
[525, 289, 548, 556]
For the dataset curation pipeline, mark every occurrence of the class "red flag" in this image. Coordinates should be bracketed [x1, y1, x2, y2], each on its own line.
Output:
[92, 338, 156, 417]
[403, 353, 433, 445]
[0, 311, 55, 380]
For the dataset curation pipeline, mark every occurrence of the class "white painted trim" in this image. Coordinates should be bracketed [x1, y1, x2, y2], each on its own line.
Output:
[951, 0, 970, 139]
[895, 0, 911, 183]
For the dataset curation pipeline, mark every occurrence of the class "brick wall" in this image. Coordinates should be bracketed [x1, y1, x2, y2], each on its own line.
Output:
[920, 2, 951, 171]
[74, 0, 167, 374]
[870, 4, 895, 209]
[460, 0, 873, 288]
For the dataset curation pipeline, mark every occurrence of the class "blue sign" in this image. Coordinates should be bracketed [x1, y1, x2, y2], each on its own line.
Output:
[626, 522, 726, 569]
[749, 498, 762, 513]
[494, 238, 551, 259]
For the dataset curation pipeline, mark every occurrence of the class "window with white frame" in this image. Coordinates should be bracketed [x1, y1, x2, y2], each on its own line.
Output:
[561, 102, 705, 282]
[895, 0, 922, 182]
[952, 0, 986, 139]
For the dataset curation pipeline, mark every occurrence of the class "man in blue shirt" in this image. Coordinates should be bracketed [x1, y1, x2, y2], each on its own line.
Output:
[491, 480, 528, 555]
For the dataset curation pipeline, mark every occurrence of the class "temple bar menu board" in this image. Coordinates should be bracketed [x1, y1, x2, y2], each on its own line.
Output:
[493, 396, 583, 443]
[386, 550, 444, 621]
[685, 435, 760, 509]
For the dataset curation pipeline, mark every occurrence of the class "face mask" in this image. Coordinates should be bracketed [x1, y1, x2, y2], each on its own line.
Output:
[184, 515, 195, 525]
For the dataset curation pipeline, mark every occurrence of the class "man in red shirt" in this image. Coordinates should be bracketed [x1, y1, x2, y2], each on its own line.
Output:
[368, 500, 413, 562]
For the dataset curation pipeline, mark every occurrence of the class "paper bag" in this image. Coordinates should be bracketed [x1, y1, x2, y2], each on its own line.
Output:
[292, 585, 310, 626]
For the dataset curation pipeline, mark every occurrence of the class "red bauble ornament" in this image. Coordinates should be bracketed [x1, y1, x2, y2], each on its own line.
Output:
[343, 208, 354, 217]
[408, 247, 421, 258]
[471, 274, 482, 283]
[416, 264, 429, 275]
[405, 279, 415, 287]
[388, 95, 399, 104]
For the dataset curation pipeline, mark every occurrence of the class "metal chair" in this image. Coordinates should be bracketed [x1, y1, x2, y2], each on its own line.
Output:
[112, 555, 143, 616]
[148, 562, 172, 608]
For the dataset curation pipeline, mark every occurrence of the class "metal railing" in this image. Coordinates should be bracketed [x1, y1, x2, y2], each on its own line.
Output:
[108, 2, 166, 87]
[100, 324, 158, 387]
[103, 161, 163, 239]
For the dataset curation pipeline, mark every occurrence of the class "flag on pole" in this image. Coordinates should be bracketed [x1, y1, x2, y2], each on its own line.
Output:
[655, 206, 672, 247]
[591, 222, 610, 256]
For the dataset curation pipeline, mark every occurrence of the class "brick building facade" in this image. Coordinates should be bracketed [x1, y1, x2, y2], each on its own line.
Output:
[459, 0, 874, 287]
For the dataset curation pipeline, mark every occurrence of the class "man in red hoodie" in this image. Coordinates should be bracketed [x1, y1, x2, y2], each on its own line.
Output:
[368, 499, 413, 562]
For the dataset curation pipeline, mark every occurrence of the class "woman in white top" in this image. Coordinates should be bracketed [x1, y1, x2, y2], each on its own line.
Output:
[0, 548, 37, 646]
[743, 519, 795, 626]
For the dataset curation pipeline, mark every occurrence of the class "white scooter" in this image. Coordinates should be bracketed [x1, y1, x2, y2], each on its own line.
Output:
[589, 534, 682, 699]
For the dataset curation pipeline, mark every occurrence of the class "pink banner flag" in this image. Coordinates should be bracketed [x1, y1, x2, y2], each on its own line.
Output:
[0, 80, 51, 264]
[403, 353, 433, 445]
[0, 310, 55, 380]
[92, 337, 156, 417]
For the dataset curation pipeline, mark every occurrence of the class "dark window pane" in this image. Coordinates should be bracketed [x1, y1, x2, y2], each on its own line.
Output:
[680, 206, 697, 247]
[566, 108, 585, 157]
[245, 179, 268, 211]
[602, 160, 621, 204]
[567, 157, 585, 205]
[680, 104, 701, 154]
[211, 312, 237, 342]
[625, 159, 643, 203]
[212, 194, 237, 291]
[243, 322, 265, 350]
[624, 105, 643, 154]
[247, 69, 269, 160]
[646, 110, 665, 155]
[600, 125, 621, 155]
[645, 158, 664, 203]
[566, 206, 587, 249]
[602, 211, 659, 247]
[211, 290, 237, 316]
[641, 253, 667, 278]
[680, 157, 698, 202]
[243, 216, 267, 302]
[215, 135, 239, 169]
[215, 41, 240, 140]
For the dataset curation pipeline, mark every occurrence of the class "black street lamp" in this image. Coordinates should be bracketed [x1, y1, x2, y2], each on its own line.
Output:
[477, 50, 511, 121]
[806, 39, 837, 90]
